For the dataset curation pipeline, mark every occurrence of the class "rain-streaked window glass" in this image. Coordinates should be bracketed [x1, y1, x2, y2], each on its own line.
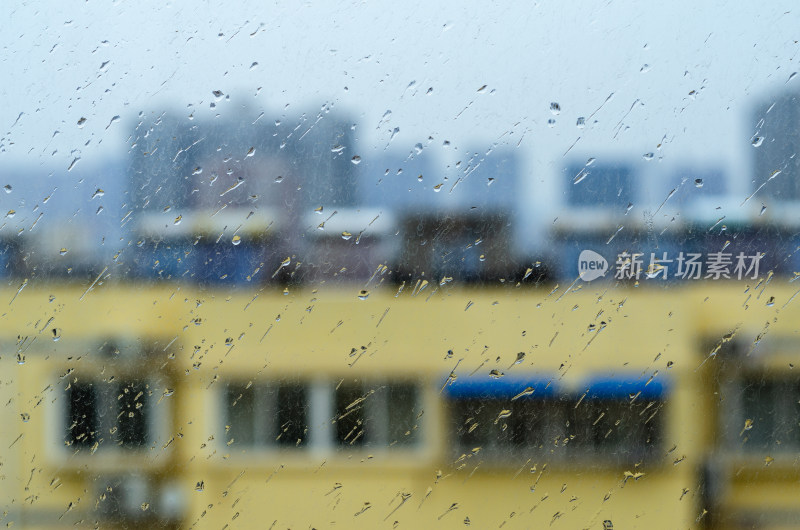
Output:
[5, 2, 800, 528]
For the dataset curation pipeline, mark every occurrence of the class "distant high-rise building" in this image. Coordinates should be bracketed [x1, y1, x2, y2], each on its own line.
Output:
[565, 161, 633, 208]
[751, 90, 800, 201]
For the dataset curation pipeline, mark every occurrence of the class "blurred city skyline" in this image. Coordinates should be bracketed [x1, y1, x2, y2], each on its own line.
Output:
[3, 2, 800, 228]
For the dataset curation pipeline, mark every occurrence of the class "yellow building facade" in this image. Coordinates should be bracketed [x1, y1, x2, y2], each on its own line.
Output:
[0, 281, 797, 528]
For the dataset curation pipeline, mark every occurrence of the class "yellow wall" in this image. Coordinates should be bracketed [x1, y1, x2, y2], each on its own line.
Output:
[1, 281, 798, 528]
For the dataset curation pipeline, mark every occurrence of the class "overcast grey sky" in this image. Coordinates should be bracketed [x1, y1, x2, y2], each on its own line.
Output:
[2, 1, 799, 231]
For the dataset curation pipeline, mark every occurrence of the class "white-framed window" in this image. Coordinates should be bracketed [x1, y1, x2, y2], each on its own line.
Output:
[224, 380, 309, 448]
[222, 378, 423, 453]
[723, 374, 800, 452]
[56, 375, 170, 456]
[333, 379, 421, 448]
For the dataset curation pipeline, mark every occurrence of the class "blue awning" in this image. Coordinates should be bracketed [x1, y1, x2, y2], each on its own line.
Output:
[442, 376, 557, 400]
[580, 376, 668, 400]
[442, 374, 669, 401]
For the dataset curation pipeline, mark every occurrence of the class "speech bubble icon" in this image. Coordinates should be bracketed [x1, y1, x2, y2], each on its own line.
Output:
[578, 249, 608, 281]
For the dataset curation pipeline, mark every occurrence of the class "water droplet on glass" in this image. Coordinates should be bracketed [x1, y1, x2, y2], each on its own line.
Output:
[752, 136, 764, 147]
[640, 63, 651, 73]
[141, 502, 150, 511]
[576, 117, 585, 128]
[495, 409, 512, 423]
[331, 144, 345, 153]
[477, 85, 487, 93]
[16, 353, 25, 365]
[212, 90, 224, 99]
[77, 117, 87, 127]
[433, 183, 443, 192]
[274, 175, 283, 183]
[341, 231, 352, 240]
[479, 254, 486, 262]
[232, 235, 242, 246]
[547, 119, 556, 127]
[694, 178, 704, 188]
[489, 369, 504, 378]
[20, 413, 30, 422]
[760, 204, 767, 216]
[174, 215, 182, 225]
[6, 210, 15, 218]
[358, 289, 370, 300]
[549, 102, 561, 115]
[4, 185, 12, 193]
[246, 147, 255, 157]
[52, 328, 61, 341]
[195, 481, 204, 492]
[766, 296, 775, 307]
[250, 62, 259, 70]
[59, 248, 68, 256]
[314, 206, 323, 214]
[642, 152, 654, 160]
[91, 188, 105, 199]
[351, 155, 361, 165]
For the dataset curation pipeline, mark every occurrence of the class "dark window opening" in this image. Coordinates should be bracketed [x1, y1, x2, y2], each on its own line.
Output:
[567, 399, 661, 463]
[67, 382, 98, 448]
[451, 394, 662, 463]
[116, 382, 150, 448]
[386, 383, 420, 446]
[276, 383, 307, 447]
[226, 384, 256, 447]
[738, 377, 800, 451]
[335, 382, 367, 447]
